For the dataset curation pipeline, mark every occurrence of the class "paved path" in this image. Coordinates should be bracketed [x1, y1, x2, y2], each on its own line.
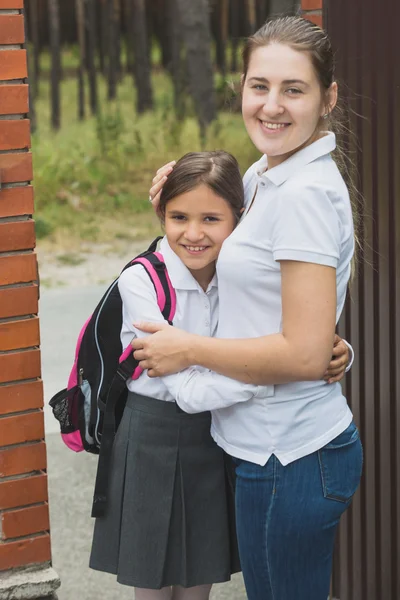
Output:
[41, 286, 247, 599]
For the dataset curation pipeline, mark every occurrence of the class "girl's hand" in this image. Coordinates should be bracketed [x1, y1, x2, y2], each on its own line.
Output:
[131, 321, 194, 377]
[149, 161, 176, 213]
[324, 334, 350, 384]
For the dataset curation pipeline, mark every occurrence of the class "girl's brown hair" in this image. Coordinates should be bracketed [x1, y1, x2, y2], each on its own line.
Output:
[159, 151, 244, 222]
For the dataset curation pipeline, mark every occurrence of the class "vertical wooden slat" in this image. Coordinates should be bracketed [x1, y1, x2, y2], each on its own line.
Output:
[327, 0, 400, 597]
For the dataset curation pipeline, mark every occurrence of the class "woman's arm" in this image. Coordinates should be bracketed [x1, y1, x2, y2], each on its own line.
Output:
[133, 260, 337, 385]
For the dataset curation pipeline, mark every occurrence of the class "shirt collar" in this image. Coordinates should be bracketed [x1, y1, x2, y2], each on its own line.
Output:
[159, 237, 218, 292]
[256, 131, 336, 187]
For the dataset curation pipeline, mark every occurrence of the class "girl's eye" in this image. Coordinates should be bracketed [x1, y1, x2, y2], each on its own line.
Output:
[204, 216, 219, 222]
[170, 215, 186, 221]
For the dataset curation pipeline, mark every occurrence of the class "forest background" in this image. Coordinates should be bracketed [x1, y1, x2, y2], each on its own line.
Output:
[27, 0, 298, 254]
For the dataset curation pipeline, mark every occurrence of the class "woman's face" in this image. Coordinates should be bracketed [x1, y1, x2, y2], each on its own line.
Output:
[242, 43, 336, 168]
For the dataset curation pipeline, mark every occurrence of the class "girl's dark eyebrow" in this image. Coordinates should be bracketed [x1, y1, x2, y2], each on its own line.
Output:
[248, 76, 309, 87]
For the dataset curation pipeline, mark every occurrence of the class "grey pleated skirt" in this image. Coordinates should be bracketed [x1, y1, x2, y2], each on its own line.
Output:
[89, 392, 240, 589]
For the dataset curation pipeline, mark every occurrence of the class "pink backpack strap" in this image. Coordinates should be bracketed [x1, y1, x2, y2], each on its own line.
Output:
[119, 252, 176, 379]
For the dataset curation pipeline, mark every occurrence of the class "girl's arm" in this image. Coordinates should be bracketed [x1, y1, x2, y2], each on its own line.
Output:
[119, 263, 262, 407]
[133, 260, 337, 386]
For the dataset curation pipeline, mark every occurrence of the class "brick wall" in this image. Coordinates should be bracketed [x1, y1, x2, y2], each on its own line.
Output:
[301, 0, 323, 27]
[0, 1, 59, 596]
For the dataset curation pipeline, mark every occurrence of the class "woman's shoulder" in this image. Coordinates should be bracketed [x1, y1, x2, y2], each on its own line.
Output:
[282, 155, 349, 203]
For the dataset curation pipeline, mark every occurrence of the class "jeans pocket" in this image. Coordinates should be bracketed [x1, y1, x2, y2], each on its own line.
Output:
[318, 421, 363, 503]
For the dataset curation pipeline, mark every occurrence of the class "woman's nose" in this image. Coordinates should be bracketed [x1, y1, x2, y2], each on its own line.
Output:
[262, 92, 284, 116]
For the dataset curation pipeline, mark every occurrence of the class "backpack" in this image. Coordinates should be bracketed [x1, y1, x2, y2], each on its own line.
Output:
[49, 237, 176, 517]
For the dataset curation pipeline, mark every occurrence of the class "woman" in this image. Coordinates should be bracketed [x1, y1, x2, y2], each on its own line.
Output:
[132, 16, 362, 600]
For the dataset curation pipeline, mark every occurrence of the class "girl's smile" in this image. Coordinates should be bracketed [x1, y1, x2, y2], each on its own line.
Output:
[164, 184, 236, 291]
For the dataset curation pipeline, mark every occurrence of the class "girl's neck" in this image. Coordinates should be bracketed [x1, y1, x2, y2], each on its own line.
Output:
[189, 263, 216, 292]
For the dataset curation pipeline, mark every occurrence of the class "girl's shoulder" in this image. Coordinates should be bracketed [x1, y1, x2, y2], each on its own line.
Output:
[118, 262, 158, 299]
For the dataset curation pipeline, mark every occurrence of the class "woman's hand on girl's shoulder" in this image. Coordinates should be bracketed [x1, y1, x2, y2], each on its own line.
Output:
[149, 161, 176, 213]
[324, 334, 350, 384]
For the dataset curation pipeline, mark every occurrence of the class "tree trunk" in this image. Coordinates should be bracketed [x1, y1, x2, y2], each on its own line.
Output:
[114, 0, 122, 78]
[86, 0, 99, 115]
[48, 0, 61, 130]
[76, 0, 85, 120]
[246, 0, 257, 34]
[167, 0, 185, 118]
[230, 0, 239, 72]
[256, 0, 269, 27]
[98, 0, 107, 75]
[219, 0, 229, 77]
[107, 0, 118, 100]
[131, 0, 153, 113]
[175, 0, 216, 135]
[122, 0, 134, 72]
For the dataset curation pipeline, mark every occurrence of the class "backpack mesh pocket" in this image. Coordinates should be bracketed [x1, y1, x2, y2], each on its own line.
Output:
[49, 386, 82, 434]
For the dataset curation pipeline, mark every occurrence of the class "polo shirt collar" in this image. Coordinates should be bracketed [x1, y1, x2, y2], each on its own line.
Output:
[256, 131, 336, 187]
[159, 236, 218, 291]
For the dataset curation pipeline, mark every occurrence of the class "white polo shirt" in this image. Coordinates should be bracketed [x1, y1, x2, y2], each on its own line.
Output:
[118, 237, 264, 404]
[173, 132, 355, 466]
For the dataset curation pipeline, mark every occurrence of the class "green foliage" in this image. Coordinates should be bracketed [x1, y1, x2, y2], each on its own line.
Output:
[33, 68, 260, 244]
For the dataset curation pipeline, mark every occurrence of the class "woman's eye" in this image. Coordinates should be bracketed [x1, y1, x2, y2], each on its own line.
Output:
[286, 88, 302, 95]
[253, 85, 267, 91]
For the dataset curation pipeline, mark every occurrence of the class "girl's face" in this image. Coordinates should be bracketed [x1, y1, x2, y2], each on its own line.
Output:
[164, 183, 237, 289]
[242, 43, 337, 168]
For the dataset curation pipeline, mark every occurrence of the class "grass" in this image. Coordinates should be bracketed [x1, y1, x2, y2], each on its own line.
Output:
[32, 66, 260, 249]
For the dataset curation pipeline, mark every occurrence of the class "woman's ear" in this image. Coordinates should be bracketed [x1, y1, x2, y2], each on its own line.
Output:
[326, 81, 338, 115]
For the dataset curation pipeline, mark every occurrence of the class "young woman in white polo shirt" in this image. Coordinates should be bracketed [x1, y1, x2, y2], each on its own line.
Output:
[133, 16, 363, 600]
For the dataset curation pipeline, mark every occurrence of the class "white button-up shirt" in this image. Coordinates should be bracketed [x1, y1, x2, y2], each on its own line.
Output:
[171, 133, 354, 466]
[119, 237, 264, 404]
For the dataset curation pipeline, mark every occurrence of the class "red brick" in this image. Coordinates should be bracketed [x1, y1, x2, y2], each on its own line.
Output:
[0, 152, 32, 184]
[0, 411, 44, 446]
[0, 348, 41, 384]
[0, 119, 30, 151]
[0, 441, 46, 477]
[0, 220, 35, 252]
[0, 84, 29, 115]
[1, 503, 49, 540]
[0, 253, 37, 286]
[0, 284, 39, 319]
[303, 13, 323, 28]
[0, 473, 48, 510]
[0, 317, 40, 352]
[0, 186, 34, 218]
[0, 14, 24, 45]
[0, 533, 51, 570]
[0, 0, 24, 7]
[0, 380, 43, 416]
[0, 50, 27, 81]
[302, 0, 323, 9]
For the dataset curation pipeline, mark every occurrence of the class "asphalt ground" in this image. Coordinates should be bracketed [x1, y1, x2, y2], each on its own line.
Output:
[41, 286, 247, 599]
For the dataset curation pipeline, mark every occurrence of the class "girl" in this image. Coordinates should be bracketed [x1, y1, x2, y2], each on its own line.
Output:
[89, 151, 350, 600]
[133, 16, 362, 600]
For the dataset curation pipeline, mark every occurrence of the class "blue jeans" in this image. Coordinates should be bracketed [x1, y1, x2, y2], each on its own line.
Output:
[234, 421, 363, 600]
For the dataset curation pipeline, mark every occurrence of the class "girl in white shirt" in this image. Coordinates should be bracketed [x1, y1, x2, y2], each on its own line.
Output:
[133, 16, 362, 600]
[90, 150, 350, 600]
